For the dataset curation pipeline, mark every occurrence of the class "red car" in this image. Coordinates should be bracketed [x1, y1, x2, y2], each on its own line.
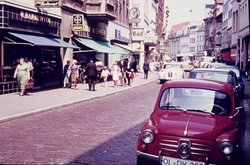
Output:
[137, 79, 245, 165]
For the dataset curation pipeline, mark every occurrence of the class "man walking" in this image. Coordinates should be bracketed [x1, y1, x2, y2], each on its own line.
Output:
[86, 59, 98, 91]
[143, 60, 150, 79]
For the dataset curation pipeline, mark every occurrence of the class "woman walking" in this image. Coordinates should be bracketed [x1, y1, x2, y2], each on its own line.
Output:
[111, 61, 121, 88]
[13, 58, 30, 96]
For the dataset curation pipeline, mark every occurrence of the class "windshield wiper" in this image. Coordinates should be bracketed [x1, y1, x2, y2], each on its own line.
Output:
[187, 109, 214, 115]
[160, 105, 187, 111]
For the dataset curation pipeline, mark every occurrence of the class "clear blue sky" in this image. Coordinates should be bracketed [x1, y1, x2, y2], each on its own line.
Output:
[167, 0, 214, 29]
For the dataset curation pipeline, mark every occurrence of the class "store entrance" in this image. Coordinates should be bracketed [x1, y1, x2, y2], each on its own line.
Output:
[4, 44, 62, 89]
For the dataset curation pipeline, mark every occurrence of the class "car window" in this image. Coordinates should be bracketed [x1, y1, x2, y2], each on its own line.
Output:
[190, 72, 229, 82]
[159, 87, 231, 115]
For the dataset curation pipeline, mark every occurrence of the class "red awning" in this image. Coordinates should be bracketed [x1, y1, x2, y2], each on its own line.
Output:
[218, 51, 231, 61]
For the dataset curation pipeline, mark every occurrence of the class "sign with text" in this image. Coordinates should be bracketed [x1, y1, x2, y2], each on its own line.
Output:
[131, 28, 144, 41]
[72, 14, 84, 31]
[35, 0, 62, 8]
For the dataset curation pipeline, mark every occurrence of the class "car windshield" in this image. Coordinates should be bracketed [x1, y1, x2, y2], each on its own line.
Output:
[189, 71, 235, 85]
[159, 87, 231, 115]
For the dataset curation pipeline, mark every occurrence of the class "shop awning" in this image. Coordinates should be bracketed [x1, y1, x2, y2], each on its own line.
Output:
[218, 51, 231, 61]
[113, 43, 142, 53]
[74, 37, 129, 54]
[9, 32, 78, 49]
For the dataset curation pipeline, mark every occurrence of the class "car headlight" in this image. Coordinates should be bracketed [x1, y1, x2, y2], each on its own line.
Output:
[220, 141, 233, 155]
[141, 130, 154, 144]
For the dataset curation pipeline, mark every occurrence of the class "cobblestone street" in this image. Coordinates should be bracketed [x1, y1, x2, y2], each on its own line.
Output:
[0, 82, 161, 165]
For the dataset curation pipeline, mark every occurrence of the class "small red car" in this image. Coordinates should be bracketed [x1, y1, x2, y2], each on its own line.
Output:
[137, 79, 245, 165]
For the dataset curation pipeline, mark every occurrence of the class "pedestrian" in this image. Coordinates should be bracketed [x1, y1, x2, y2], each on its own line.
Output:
[100, 66, 111, 87]
[13, 58, 30, 96]
[63, 60, 71, 88]
[25, 57, 34, 78]
[86, 59, 98, 91]
[70, 59, 79, 90]
[111, 61, 121, 88]
[245, 60, 250, 80]
[126, 68, 131, 86]
[130, 68, 135, 86]
[143, 60, 150, 79]
[121, 67, 127, 87]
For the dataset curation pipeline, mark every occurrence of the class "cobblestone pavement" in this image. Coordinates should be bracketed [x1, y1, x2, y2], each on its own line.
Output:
[0, 81, 161, 165]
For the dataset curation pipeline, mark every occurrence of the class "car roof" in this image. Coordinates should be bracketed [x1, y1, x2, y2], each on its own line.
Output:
[214, 65, 240, 77]
[190, 68, 236, 75]
[161, 79, 234, 94]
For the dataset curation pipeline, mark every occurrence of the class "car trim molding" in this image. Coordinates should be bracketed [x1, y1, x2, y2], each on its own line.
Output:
[184, 114, 192, 136]
[137, 150, 159, 159]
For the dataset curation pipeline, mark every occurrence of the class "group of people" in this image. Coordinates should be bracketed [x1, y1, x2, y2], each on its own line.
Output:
[63, 57, 150, 91]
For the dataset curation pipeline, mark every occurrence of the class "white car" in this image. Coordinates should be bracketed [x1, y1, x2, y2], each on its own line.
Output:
[158, 63, 185, 83]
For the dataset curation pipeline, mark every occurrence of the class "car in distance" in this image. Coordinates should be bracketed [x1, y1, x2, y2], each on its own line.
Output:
[158, 63, 185, 84]
[214, 64, 245, 98]
[136, 79, 244, 165]
[188, 68, 241, 101]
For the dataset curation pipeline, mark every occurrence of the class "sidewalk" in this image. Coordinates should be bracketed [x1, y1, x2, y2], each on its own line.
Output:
[0, 72, 158, 122]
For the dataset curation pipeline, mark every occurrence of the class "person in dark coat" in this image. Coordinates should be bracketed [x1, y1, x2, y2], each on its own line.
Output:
[86, 59, 98, 91]
[143, 60, 150, 79]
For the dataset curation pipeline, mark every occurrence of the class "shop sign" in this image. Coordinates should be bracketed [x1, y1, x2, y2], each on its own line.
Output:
[35, 0, 62, 8]
[89, 22, 107, 39]
[115, 30, 130, 43]
[20, 11, 52, 24]
[72, 14, 85, 31]
[131, 28, 144, 41]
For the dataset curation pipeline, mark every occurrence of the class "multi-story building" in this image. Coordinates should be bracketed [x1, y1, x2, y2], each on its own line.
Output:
[205, 0, 249, 69]
[167, 22, 205, 61]
[0, 0, 131, 94]
[0, 0, 76, 93]
[237, 0, 250, 69]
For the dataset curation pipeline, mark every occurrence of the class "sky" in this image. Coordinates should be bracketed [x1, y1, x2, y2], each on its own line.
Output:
[167, 0, 214, 30]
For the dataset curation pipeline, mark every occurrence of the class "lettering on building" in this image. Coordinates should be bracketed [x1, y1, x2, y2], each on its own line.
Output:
[132, 28, 144, 41]
[115, 30, 130, 43]
[20, 11, 53, 24]
[35, 0, 62, 8]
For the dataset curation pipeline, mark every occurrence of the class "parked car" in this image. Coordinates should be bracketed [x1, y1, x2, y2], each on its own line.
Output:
[158, 63, 185, 84]
[214, 65, 245, 98]
[136, 79, 245, 165]
[189, 68, 242, 101]
[176, 53, 194, 72]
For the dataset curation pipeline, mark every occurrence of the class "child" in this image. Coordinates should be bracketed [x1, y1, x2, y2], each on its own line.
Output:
[130, 69, 135, 86]
[100, 66, 110, 87]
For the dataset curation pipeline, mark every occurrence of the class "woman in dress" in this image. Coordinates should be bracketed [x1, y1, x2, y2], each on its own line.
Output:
[13, 58, 30, 96]
[111, 61, 121, 88]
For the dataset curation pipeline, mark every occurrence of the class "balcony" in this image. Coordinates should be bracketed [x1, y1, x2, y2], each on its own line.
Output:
[85, 0, 116, 22]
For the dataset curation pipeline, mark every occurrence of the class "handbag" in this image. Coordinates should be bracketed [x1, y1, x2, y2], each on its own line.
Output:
[26, 79, 34, 89]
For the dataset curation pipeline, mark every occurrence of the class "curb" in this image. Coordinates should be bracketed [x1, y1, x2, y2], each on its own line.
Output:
[0, 78, 158, 124]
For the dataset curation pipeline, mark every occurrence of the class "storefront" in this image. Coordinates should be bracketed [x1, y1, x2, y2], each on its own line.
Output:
[0, 4, 76, 94]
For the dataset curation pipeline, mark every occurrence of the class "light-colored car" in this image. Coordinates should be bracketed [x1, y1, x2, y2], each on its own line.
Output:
[158, 63, 185, 84]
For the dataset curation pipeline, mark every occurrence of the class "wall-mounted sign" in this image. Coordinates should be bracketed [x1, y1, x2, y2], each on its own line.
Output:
[72, 14, 84, 31]
[35, 0, 62, 8]
[131, 28, 144, 41]
[115, 30, 130, 43]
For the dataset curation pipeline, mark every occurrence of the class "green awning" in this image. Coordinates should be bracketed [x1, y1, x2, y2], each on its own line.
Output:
[74, 37, 129, 54]
[9, 32, 78, 49]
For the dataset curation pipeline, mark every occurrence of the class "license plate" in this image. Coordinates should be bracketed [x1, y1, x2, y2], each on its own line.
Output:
[161, 156, 205, 165]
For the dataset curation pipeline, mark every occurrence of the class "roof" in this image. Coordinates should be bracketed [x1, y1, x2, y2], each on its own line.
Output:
[170, 22, 190, 33]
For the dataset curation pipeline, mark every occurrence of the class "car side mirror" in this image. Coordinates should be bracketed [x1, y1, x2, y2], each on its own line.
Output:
[229, 106, 243, 119]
